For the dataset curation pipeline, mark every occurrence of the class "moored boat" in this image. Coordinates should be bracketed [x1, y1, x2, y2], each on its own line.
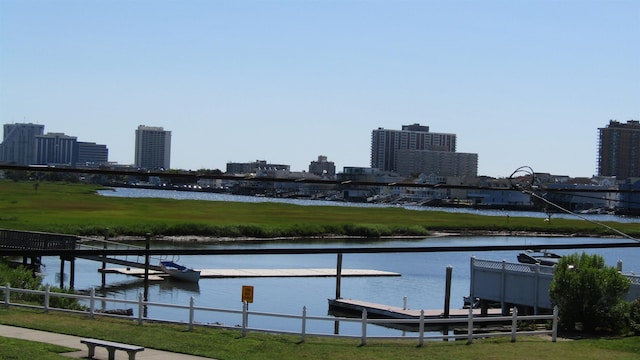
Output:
[517, 250, 562, 266]
[159, 261, 201, 283]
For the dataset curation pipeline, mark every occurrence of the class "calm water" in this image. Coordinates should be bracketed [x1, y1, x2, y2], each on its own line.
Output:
[40, 236, 640, 336]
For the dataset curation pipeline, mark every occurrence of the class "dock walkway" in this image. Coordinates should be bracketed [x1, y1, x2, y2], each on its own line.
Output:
[102, 267, 401, 280]
[328, 298, 502, 319]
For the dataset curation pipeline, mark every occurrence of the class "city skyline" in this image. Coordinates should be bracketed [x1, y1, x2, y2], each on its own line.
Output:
[1, 1, 638, 178]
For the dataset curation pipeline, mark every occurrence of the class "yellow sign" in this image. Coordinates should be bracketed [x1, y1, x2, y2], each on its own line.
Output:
[241, 285, 254, 303]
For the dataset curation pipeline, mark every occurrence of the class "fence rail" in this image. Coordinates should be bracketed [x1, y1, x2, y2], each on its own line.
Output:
[1, 283, 558, 346]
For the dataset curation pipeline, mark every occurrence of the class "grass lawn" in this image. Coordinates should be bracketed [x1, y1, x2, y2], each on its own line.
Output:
[0, 309, 639, 360]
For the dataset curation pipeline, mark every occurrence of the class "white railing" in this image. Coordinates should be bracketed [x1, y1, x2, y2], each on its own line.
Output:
[1, 283, 558, 346]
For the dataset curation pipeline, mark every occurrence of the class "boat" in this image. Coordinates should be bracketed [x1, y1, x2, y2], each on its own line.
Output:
[517, 250, 562, 266]
[159, 261, 201, 283]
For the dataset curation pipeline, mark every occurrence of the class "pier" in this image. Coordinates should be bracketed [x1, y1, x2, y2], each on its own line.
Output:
[102, 267, 400, 279]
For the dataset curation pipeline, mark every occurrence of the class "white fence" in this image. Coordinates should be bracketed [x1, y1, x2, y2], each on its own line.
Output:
[1, 283, 558, 346]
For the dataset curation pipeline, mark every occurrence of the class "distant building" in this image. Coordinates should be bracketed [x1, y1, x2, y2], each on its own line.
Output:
[226, 160, 290, 175]
[0, 123, 44, 165]
[396, 149, 478, 177]
[598, 120, 640, 179]
[34, 133, 76, 166]
[76, 142, 108, 167]
[134, 125, 171, 170]
[371, 123, 477, 177]
[308, 155, 336, 177]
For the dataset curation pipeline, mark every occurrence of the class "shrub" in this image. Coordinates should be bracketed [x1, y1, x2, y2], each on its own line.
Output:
[549, 252, 631, 333]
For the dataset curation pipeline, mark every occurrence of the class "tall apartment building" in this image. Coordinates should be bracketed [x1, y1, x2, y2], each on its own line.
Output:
[598, 120, 640, 179]
[370, 123, 475, 177]
[134, 125, 171, 170]
[0, 123, 44, 165]
[34, 133, 77, 166]
[396, 149, 478, 177]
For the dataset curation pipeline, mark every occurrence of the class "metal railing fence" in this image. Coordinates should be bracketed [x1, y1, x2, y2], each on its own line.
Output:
[1, 283, 557, 346]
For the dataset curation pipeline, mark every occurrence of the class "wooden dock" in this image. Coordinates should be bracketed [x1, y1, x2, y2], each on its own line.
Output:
[101, 267, 401, 280]
[328, 298, 502, 323]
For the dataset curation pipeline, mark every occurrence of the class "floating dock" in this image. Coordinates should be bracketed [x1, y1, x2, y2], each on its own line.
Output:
[328, 298, 504, 331]
[101, 267, 401, 280]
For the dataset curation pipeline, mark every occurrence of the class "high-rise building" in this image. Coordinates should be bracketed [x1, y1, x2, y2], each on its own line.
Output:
[0, 123, 44, 165]
[134, 125, 171, 170]
[371, 123, 463, 176]
[34, 133, 76, 165]
[396, 149, 478, 177]
[598, 120, 640, 179]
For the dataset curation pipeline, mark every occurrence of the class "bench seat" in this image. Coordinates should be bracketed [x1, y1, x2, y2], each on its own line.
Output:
[80, 338, 144, 360]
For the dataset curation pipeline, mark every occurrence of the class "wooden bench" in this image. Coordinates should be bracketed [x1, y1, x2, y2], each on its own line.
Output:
[80, 338, 144, 360]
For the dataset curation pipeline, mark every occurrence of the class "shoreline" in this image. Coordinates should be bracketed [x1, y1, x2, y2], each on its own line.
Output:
[90, 230, 623, 244]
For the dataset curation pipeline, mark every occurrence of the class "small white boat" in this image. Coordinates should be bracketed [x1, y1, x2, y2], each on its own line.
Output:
[160, 261, 201, 283]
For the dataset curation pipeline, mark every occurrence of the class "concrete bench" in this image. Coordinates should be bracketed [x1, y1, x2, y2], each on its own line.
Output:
[80, 338, 144, 360]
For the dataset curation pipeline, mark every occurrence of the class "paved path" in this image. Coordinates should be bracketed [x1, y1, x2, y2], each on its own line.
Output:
[0, 324, 215, 359]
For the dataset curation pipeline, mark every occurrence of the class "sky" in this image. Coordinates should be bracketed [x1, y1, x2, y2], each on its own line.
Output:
[1, 0, 638, 178]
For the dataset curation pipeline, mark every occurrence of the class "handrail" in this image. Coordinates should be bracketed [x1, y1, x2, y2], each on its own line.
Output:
[1, 283, 558, 345]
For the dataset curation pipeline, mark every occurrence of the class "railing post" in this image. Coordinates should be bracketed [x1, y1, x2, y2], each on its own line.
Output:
[511, 306, 518, 342]
[137, 293, 144, 325]
[189, 297, 195, 331]
[467, 305, 473, 344]
[89, 288, 95, 319]
[4, 283, 9, 309]
[403, 296, 407, 310]
[301, 306, 307, 343]
[44, 284, 50, 313]
[552, 306, 559, 342]
[361, 308, 367, 346]
[418, 309, 425, 347]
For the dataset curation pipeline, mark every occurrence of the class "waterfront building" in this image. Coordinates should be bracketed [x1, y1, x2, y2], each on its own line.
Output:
[0, 123, 44, 165]
[34, 133, 77, 166]
[226, 160, 290, 175]
[598, 120, 640, 179]
[371, 123, 477, 177]
[134, 125, 171, 170]
[396, 149, 478, 177]
[308, 155, 336, 178]
[76, 142, 109, 167]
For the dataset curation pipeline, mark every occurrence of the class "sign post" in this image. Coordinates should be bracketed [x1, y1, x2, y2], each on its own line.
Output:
[242, 285, 254, 304]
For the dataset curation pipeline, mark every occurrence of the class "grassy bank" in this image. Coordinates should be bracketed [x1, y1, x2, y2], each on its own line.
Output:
[1, 309, 640, 360]
[0, 180, 637, 238]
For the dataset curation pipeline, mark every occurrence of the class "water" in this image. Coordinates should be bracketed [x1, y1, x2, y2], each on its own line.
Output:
[39, 236, 640, 336]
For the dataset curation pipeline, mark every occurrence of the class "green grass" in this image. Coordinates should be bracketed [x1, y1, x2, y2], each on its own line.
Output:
[0, 308, 639, 359]
[0, 336, 77, 360]
[1, 180, 637, 238]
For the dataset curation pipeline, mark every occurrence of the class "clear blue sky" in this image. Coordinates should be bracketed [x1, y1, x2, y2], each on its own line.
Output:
[1, 0, 638, 178]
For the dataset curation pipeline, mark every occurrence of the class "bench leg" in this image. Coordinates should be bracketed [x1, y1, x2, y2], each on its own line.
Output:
[127, 350, 138, 360]
[85, 344, 96, 358]
[107, 348, 116, 360]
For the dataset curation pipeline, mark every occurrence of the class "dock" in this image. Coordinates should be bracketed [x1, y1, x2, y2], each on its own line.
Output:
[101, 267, 401, 280]
[328, 298, 504, 331]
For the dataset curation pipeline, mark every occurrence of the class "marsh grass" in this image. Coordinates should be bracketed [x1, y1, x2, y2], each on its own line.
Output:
[0, 180, 635, 238]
